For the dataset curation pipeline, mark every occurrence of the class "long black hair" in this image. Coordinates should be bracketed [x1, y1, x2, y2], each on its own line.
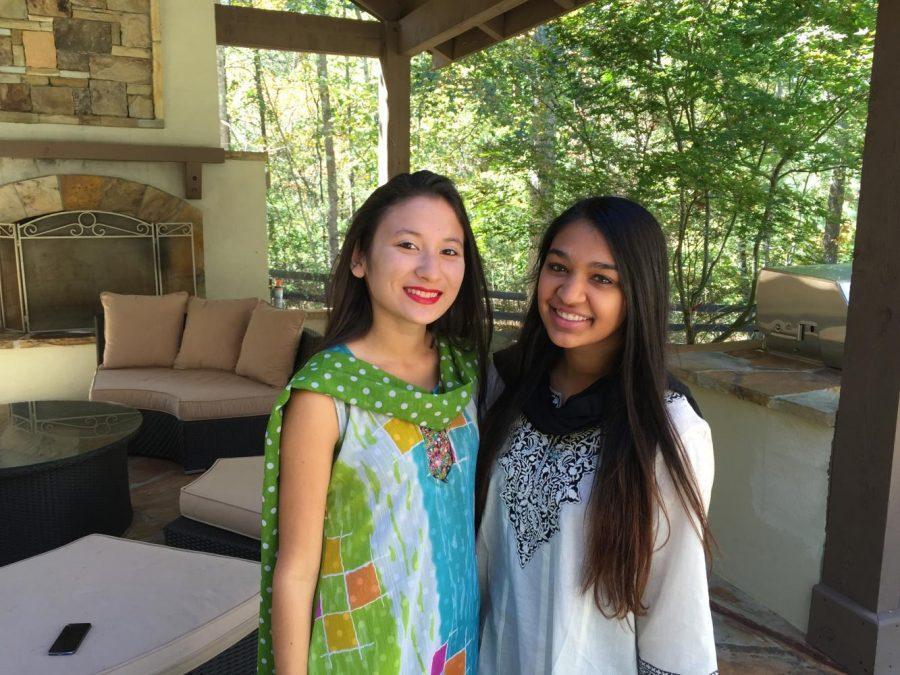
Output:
[476, 196, 711, 617]
[322, 170, 492, 400]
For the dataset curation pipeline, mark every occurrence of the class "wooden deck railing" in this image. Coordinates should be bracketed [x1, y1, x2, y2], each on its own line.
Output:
[269, 269, 754, 334]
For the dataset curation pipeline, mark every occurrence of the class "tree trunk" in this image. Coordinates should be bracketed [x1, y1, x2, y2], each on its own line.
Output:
[316, 52, 340, 264]
[253, 51, 268, 153]
[217, 49, 230, 149]
[528, 26, 557, 233]
[738, 239, 748, 277]
[823, 165, 846, 263]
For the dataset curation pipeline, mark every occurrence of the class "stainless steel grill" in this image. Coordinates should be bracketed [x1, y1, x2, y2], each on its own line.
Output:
[755, 263, 851, 369]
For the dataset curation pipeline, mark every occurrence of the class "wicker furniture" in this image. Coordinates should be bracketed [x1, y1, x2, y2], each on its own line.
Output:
[166, 515, 261, 562]
[0, 534, 260, 673]
[91, 315, 319, 473]
[162, 333, 323, 561]
[164, 455, 264, 561]
[0, 400, 140, 566]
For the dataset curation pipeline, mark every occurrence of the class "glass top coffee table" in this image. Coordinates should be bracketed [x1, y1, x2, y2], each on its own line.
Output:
[0, 400, 142, 566]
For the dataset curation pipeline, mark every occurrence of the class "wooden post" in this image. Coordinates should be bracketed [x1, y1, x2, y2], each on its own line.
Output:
[806, 1, 900, 672]
[378, 22, 411, 183]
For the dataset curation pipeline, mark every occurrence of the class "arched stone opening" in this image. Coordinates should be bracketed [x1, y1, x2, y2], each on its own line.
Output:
[0, 175, 205, 333]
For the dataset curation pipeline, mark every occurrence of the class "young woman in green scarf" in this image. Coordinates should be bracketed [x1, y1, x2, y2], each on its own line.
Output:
[258, 171, 492, 674]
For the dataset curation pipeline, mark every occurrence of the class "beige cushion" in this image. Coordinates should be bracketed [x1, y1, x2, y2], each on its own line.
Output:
[90, 367, 281, 421]
[181, 456, 264, 539]
[174, 297, 259, 371]
[0, 534, 259, 674]
[100, 291, 188, 369]
[235, 304, 306, 387]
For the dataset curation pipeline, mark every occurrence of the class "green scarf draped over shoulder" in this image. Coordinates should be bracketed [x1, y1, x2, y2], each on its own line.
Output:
[256, 337, 478, 673]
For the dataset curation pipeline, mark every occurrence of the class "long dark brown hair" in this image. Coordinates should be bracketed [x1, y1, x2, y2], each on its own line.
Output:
[476, 196, 711, 618]
[322, 170, 492, 399]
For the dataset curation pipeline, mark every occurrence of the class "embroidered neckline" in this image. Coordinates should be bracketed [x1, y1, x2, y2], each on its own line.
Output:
[499, 418, 600, 566]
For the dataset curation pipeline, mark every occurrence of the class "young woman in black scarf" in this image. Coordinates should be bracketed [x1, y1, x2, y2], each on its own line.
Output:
[476, 197, 717, 674]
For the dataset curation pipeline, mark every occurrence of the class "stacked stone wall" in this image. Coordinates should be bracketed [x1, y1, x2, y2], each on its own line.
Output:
[0, 0, 161, 127]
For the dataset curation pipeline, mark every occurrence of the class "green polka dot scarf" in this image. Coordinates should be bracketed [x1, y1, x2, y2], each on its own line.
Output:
[256, 337, 478, 673]
[289, 338, 477, 430]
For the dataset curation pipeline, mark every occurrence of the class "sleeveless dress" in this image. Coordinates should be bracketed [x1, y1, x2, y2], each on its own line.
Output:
[257, 340, 480, 674]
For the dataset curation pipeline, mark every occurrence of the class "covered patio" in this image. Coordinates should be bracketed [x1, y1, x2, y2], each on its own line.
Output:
[0, 0, 898, 672]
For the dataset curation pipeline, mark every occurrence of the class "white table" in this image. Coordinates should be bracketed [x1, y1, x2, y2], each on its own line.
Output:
[0, 535, 260, 674]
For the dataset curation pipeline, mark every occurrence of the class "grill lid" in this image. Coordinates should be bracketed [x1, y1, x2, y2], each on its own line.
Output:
[755, 263, 851, 369]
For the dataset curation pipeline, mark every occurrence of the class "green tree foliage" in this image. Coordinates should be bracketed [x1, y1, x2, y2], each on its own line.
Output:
[221, 0, 380, 275]
[222, 0, 875, 342]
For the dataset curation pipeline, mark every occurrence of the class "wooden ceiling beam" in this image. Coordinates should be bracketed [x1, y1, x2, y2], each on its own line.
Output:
[396, 0, 456, 60]
[434, 27, 493, 62]
[348, 0, 404, 22]
[215, 4, 384, 58]
[398, 0, 528, 55]
[432, 0, 588, 66]
[430, 47, 454, 68]
[477, 16, 505, 40]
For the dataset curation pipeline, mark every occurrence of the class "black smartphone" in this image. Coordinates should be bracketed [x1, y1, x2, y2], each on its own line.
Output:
[48, 623, 92, 656]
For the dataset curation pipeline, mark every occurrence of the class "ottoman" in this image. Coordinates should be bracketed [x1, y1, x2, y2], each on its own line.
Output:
[165, 456, 263, 561]
[0, 534, 260, 674]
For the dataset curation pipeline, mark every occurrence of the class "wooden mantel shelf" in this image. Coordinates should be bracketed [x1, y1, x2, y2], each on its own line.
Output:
[0, 141, 227, 199]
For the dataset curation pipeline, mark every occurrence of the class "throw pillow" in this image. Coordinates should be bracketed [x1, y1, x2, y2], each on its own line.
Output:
[101, 291, 189, 369]
[235, 303, 306, 387]
[173, 297, 259, 371]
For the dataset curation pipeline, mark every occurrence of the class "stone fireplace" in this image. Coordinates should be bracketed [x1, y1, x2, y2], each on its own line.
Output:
[0, 2, 268, 406]
[0, 174, 204, 333]
[0, 0, 162, 128]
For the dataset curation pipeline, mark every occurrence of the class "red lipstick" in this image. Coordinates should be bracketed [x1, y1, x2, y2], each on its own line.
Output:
[404, 286, 443, 305]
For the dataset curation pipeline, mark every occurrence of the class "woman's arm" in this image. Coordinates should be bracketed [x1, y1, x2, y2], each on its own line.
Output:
[272, 390, 339, 674]
[635, 419, 717, 675]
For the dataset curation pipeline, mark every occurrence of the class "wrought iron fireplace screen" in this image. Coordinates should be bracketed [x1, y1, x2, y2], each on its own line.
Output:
[0, 210, 197, 333]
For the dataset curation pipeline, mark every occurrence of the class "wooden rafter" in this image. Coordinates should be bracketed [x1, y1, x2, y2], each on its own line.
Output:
[348, 0, 404, 22]
[398, 0, 529, 55]
[215, 4, 384, 58]
[431, 0, 590, 65]
[345, 0, 456, 62]
[477, 16, 505, 40]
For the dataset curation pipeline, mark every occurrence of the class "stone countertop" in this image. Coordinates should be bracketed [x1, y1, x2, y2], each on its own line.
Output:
[669, 340, 841, 427]
[0, 329, 96, 349]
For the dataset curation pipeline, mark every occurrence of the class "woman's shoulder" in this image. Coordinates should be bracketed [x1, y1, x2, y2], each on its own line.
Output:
[291, 345, 348, 379]
[663, 389, 714, 496]
[664, 389, 712, 454]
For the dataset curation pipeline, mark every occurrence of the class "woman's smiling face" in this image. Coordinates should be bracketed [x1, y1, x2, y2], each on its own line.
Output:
[352, 195, 466, 329]
[537, 219, 626, 351]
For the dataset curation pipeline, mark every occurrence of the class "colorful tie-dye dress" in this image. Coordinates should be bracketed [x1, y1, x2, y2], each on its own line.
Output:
[258, 341, 480, 674]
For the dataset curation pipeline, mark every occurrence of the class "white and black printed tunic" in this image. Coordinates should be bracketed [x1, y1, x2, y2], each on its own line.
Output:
[477, 375, 718, 675]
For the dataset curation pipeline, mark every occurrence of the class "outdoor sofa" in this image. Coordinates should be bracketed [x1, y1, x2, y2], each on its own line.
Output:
[164, 325, 322, 559]
[90, 292, 312, 473]
[163, 321, 321, 559]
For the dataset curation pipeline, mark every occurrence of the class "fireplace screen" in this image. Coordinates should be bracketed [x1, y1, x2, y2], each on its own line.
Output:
[0, 211, 197, 333]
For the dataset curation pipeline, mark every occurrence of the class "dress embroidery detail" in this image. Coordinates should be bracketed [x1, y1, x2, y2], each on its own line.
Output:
[665, 391, 686, 405]
[499, 417, 600, 567]
[638, 657, 718, 675]
[422, 426, 455, 481]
